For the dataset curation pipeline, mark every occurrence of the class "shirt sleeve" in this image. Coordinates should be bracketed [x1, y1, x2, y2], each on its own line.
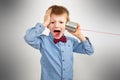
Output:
[24, 23, 45, 49]
[73, 37, 94, 55]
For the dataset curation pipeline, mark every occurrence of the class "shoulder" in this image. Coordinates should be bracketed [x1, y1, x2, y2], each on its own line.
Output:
[65, 35, 79, 45]
[66, 36, 78, 42]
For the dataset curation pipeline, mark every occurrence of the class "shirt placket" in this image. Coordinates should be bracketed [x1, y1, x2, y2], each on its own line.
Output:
[59, 42, 66, 80]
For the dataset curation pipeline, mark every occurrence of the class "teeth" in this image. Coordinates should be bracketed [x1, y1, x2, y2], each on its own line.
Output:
[54, 30, 60, 32]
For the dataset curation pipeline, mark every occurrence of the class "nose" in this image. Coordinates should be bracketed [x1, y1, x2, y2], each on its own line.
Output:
[55, 22, 59, 28]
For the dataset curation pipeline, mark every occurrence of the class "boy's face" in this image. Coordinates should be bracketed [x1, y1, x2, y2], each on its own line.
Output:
[48, 13, 67, 39]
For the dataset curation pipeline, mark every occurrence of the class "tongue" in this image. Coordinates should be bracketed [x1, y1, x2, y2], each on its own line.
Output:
[55, 32, 60, 37]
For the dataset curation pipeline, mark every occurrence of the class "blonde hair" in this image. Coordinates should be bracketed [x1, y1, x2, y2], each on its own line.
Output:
[48, 5, 70, 22]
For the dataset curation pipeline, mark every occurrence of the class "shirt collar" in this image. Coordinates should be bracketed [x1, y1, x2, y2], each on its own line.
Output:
[49, 32, 54, 40]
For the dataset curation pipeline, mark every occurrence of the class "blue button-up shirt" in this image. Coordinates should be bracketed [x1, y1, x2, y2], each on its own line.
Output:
[24, 23, 94, 80]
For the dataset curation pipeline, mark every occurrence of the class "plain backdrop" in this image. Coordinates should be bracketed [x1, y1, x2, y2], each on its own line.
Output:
[0, 0, 120, 80]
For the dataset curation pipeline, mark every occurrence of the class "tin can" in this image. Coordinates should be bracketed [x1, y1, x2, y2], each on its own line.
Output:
[66, 21, 78, 32]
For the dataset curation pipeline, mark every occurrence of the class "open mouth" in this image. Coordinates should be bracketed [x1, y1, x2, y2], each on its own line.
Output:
[53, 30, 61, 37]
[54, 30, 61, 32]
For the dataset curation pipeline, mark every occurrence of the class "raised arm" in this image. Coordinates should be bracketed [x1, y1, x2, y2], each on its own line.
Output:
[68, 24, 94, 55]
[72, 37, 94, 55]
[24, 23, 45, 49]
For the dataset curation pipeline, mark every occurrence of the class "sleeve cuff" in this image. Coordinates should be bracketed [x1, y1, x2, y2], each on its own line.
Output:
[35, 23, 45, 33]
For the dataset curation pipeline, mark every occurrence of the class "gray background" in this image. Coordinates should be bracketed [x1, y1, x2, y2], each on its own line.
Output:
[0, 0, 120, 80]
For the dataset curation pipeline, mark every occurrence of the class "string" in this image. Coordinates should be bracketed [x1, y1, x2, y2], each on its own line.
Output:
[81, 29, 120, 36]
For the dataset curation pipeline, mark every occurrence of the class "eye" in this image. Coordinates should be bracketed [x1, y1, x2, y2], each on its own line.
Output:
[51, 22, 55, 24]
[59, 21, 64, 24]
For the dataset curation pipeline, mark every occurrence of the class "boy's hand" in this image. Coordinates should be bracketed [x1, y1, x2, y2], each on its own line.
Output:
[68, 24, 87, 41]
[43, 8, 52, 27]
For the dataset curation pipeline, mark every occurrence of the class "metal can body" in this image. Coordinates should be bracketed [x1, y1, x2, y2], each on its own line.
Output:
[66, 21, 78, 32]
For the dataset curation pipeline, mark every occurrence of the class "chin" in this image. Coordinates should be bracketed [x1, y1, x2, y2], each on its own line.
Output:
[54, 36, 61, 39]
[54, 34, 63, 39]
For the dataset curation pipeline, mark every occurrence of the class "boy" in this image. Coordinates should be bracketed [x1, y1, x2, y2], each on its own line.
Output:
[24, 5, 94, 80]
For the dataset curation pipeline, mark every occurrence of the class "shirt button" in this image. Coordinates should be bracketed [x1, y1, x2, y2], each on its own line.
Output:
[61, 50, 64, 53]
[63, 69, 65, 71]
[68, 45, 70, 47]
[62, 59, 65, 62]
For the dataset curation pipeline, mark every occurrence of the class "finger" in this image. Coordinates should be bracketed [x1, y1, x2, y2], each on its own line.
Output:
[46, 8, 52, 15]
[44, 8, 52, 20]
[67, 30, 75, 35]
[77, 26, 80, 30]
[77, 24, 80, 29]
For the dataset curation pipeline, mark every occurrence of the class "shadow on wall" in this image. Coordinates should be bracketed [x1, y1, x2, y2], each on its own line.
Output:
[0, 58, 17, 80]
[0, 0, 24, 16]
[0, 0, 24, 80]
